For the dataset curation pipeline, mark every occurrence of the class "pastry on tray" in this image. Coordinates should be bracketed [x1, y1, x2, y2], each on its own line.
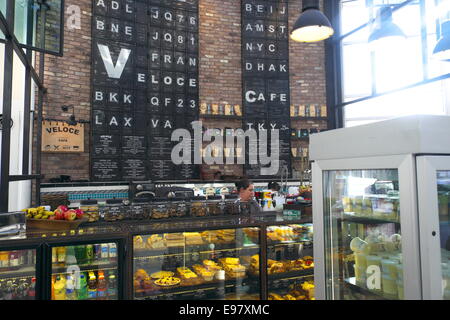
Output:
[154, 276, 181, 287]
[150, 271, 174, 279]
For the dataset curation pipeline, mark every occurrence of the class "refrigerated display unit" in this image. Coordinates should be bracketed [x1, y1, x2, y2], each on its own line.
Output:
[310, 115, 450, 300]
[128, 214, 314, 300]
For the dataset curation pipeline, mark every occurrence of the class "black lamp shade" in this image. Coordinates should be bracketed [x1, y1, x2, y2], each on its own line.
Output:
[368, 6, 405, 43]
[290, 1, 334, 42]
[433, 20, 450, 61]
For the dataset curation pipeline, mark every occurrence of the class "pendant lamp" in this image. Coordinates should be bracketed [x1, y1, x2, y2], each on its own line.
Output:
[433, 20, 450, 61]
[290, 0, 334, 43]
[368, 6, 405, 44]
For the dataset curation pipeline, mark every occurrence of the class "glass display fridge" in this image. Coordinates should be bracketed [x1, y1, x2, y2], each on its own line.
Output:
[310, 115, 450, 300]
[48, 240, 122, 300]
[0, 247, 39, 300]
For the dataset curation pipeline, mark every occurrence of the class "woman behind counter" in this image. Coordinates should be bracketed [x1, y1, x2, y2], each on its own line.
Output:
[235, 178, 261, 215]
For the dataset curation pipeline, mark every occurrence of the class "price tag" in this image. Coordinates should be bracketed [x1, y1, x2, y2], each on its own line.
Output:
[217, 287, 225, 297]
[175, 254, 184, 264]
[165, 294, 174, 300]
[191, 252, 199, 262]
[272, 280, 281, 289]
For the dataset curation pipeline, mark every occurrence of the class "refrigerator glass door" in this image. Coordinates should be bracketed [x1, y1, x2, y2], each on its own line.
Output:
[323, 169, 403, 300]
[437, 171, 450, 300]
[417, 156, 450, 300]
[0, 249, 37, 300]
[50, 242, 119, 300]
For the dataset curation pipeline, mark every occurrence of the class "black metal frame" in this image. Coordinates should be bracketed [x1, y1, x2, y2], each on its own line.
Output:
[0, 0, 63, 212]
[325, 0, 450, 128]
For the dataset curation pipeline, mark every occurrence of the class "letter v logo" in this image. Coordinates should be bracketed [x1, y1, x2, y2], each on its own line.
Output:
[97, 44, 131, 79]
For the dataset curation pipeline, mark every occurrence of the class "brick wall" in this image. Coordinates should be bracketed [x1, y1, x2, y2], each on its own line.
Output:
[35, 0, 327, 184]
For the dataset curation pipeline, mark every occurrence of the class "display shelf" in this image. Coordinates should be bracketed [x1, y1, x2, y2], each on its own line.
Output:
[133, 244, 260, 259]
[344, 277, 392, 300]
[51, 260, 118, 274]
[134, 277, 258, 300]
[199, 114, 243, 120]
[268, 269, 314, 281]
[0, 266, 36, 279]
[290, 117, 328, 121]
[339, 212, 400, 226]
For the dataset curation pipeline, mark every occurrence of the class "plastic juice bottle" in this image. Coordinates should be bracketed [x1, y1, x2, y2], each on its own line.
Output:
[101, 244, 109, 260]
[74, 246, 86, 265]
[108, 243, 117, 260]
[87, 271, 97, 299]
[86, 245, 94, 265]
[77, 273, 88, 300]
[65, 275, 77, 300]
[97, 271, 107, 300]
[28, 277, 36, 300]
[65, 246, 77, 266]
[53, 275, 66, 300]
[56, 247, 66, 266]
[107, 271, 117, 299]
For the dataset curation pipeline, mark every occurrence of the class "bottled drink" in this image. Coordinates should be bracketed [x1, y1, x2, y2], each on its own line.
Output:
[107, 271, 117, 299]
[9, 251, 19, 267]
[87, 271, 97, 299]
[74, 246, 86, 265]
[52, 248, 57, 264]
[97, 270, 107, 300]
[0, 280, 5, 300]
[65, 246, 77, 266]
[86, 245, 94, 265]
[65, 275, 77, 300]
[56, 247, 66, 265]
[108, 243, 117, 260]
[28, 277, 36, 300]
[101, 244, 109, 260]
[0, 251, 9, 268]
[17, 278, 29, 300]
[4, 280, 14, 300]
[77, 273, 88, 300]
[53, 275, 66, 300]
[94, 244, 102, 260]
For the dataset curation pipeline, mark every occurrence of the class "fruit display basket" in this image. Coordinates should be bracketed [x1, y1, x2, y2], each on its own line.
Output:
[26, 217, 88, 231]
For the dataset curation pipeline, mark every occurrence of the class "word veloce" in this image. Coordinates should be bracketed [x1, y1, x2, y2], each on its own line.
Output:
[91, 0, 200, 181]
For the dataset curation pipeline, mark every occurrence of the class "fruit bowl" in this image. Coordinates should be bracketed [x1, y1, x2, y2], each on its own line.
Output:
[26, 217, 88, 231]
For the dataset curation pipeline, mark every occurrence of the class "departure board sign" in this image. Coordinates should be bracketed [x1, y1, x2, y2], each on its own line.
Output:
[91, 0, 199, 181]
[241, 0, 292, 178]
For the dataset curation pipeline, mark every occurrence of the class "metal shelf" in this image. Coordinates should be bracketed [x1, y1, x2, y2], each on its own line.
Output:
[339, 212, 400, 226]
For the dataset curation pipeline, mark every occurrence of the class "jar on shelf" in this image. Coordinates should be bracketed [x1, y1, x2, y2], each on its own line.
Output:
[190, 196, 208, 217]
[79, 200, 99, 222]
[150, 198, 170, 220]
[101, 199, 125, 222]
[130, 198, 152, 220]
[169, 197, 189, 218]
[223, 194, 239, 215]
[206, 195, 223, 216]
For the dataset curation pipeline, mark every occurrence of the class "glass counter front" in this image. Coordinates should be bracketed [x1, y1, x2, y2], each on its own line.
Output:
[132, 228, 261, 300]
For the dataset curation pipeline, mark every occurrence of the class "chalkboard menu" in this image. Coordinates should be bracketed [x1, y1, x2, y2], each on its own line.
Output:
[91, 0, 199, 181]
[241, 0, 292, 179]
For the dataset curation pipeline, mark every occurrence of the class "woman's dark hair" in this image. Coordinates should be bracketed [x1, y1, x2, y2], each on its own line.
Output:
[268, 182, 281, 191]
[236, 178, 252, 192]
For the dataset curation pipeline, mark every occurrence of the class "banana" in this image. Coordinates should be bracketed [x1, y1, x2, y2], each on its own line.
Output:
[41, 215, 49, 220]
[34, 213, 43, 219]
[45, 210, 55, 216]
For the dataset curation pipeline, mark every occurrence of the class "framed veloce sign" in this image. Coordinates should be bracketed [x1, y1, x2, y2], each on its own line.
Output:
[241, 0, 292, 179]
[41, 121, 85, 153]
[91, 0, 199, 181]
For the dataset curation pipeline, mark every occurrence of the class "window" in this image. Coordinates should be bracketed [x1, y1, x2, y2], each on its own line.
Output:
[337, 0, 450, 127]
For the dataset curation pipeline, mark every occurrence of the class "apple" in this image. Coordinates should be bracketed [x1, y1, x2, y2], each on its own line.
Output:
[74, 209, 84, 219]
[56, 205, 68, 212]
[55, 211, 65, 220]
[48, 215, 56, 220]
[64, 209, 77, 221]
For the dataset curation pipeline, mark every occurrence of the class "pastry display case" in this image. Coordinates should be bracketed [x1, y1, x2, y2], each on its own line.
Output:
[132, 227, 261, 300]
[311, 115, 450, 300]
